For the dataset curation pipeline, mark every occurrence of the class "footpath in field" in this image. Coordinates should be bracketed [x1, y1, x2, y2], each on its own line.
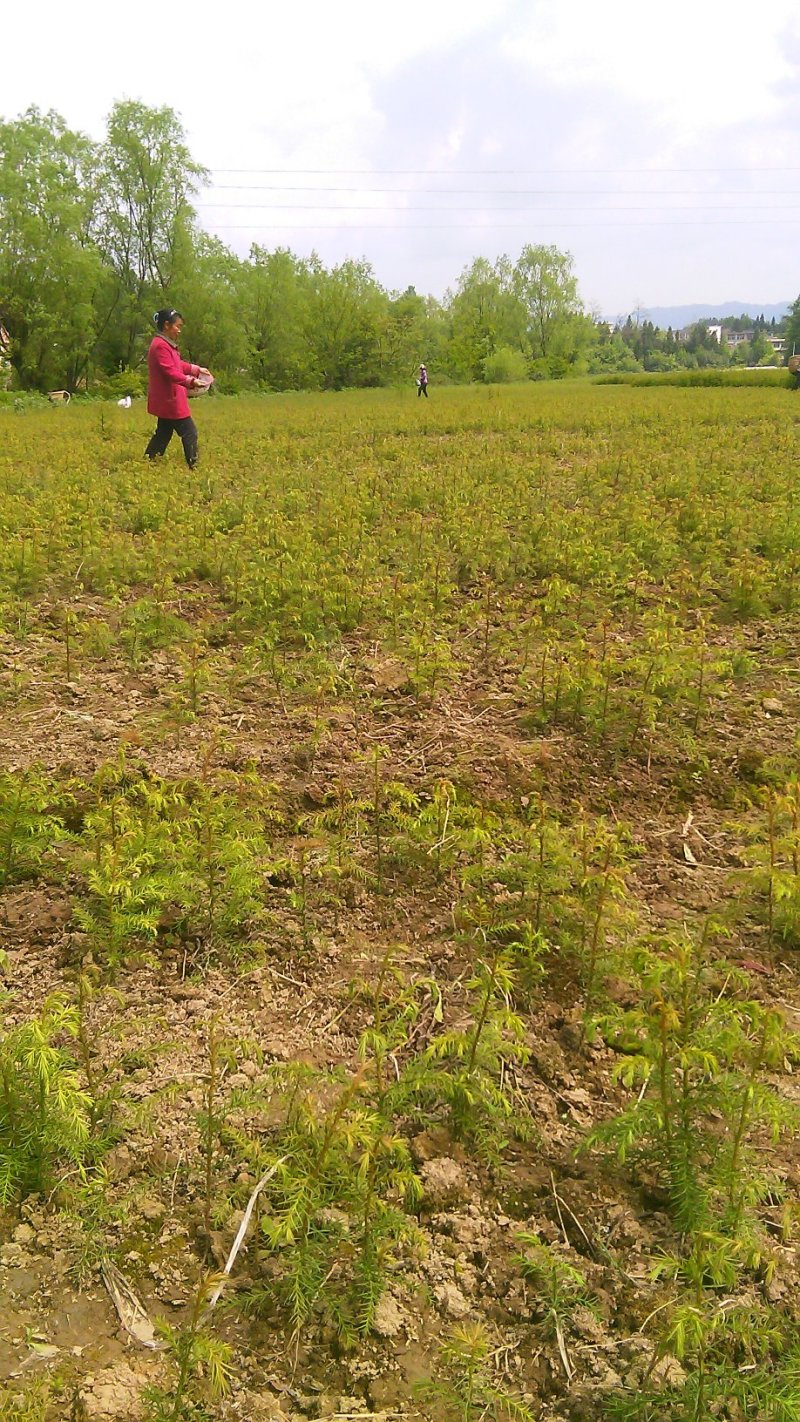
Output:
[1, 383, 800, 1421]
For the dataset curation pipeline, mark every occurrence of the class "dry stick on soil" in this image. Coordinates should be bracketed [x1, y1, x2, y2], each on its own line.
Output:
[102, 1260, 164, 1350]
[203, 1019, 220, 1241]
[549, 1172, 596, 1260]
[550, 1171, 570, 1248]
[103, 1159, 287, 1345]
[538, 1175, 574, 1382]
[169, 1149, 184, 1212]
[202, 1156, 287, 1315]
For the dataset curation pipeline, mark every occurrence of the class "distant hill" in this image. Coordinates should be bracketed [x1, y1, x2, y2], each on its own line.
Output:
[615, 300, 793, 329]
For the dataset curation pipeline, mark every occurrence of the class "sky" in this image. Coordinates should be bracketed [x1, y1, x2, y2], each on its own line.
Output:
[4, 0, 800, 317]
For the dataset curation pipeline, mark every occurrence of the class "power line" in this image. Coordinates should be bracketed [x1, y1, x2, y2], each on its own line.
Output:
[203, 218, 800, 230]
[196, 202, 800, 213]
[208, 165, 800, 175]
[203, 186, 800, 197]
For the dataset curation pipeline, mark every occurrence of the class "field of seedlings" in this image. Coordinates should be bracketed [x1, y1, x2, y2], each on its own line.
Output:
[2, 381, 800, 1422]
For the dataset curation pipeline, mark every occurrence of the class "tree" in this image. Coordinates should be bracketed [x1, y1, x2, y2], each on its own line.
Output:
[748, 331, 774, 366]
[586, 324, 642, 374]
[784, 295, 800, 365]
[244, 247, 317, 390]
[512, 244, 582, 365]
[307, 257, 386, 389]
[446, 256, 519, 382]
[0, 108, 103, 390]
[170, 234, 248, 378]
[685, 322, 728, 368]
[377, 286, 427, 385]
[93, 101, 208, 370]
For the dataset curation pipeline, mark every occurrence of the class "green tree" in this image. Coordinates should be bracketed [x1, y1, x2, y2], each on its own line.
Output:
[377, 285, 441, 385]
[245, 246, 317, 389]
[586, 324, 643, 374]
[446, 256, 518, 382]
[93, 100, 208, 370]
[170, 232, 248, 378]
[512, 244, 583, 367]
[308, 256, 386, 389]
[0, 107, 103, 390]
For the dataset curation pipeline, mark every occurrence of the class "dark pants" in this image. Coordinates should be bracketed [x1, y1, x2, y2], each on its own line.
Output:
[145, 416, 198, 467]
[418, 381, 428, 398]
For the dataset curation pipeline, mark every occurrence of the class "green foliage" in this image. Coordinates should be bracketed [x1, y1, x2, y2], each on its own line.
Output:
[73, 777, 189, 968]
[608, 1235, 800, 1421]
[353, 939, 535, 1162]
[417, 1321, 535, 1421]
[596, 368, 791, 387]
[355, 947, 444, 1105]
[119, 598, 191, 667]
[93, 369, 146, 400]
[0, 994, 92, 1201]
[740, 781, 800, 947]
[0, 767, 66, 888]
[513, 244, 582, 362]
[250, 1065, 422, 1340]
[514, 1232, 595, 1332]
[387, 778, 500, 882]
[0, 1377, 58, 1422]
[513, 1232, 595, 1381]
[180, 765, 274, 948]
[71, 759, 274, 968]
[575, 812, 634, 1012]
[482, 346, 529, 384]
[141, 1275, 234, 1422]
[587, 928, 798, 1233]
[0, 106, 102, 391]
[407, 944, 533, 1163]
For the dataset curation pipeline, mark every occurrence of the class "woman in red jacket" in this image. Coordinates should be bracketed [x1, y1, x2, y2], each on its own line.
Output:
[144, 309, 213, 468]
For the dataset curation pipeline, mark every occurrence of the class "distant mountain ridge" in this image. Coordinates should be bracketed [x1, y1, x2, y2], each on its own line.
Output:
[613, 300, 793, 329]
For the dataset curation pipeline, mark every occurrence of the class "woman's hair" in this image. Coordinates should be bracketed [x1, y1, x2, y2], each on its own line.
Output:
[153, 308, 182, 331]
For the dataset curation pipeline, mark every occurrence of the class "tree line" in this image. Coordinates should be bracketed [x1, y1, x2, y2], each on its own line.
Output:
[1, 101, 797, 394]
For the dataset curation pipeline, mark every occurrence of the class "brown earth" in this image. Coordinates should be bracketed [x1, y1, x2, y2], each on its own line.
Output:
[1, 596, 799, 1420]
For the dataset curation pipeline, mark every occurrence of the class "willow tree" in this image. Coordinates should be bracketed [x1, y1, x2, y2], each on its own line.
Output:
[93, 100, 208, 370]
[0, 107, 103, 390]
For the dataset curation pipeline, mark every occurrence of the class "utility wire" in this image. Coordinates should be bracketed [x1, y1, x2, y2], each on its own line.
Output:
[208, 165, 800, 175]
[196, 202, 800, 212]
[204, 218, 800, 230]
[202, 185, 800, 196]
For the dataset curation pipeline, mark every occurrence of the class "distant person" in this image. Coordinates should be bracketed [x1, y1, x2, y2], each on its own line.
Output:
[417, 363, 429, 399]
[144, 309, 213, 468]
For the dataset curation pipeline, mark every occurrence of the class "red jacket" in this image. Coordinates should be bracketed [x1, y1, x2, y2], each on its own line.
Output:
[147, 335, 200, 419]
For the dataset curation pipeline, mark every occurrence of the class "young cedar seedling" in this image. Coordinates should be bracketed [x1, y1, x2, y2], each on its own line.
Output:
[587, 926, 799, 1236]
[407, 942, 533, 1164]
[513, 1232, 596, 1380]
[141, 1273, 234, 1422]
[0, 995, 92, 1202]
[416, 1321, 535, 1422]
[248, 1063, 422, 1342]
[0, 768, 67, 890]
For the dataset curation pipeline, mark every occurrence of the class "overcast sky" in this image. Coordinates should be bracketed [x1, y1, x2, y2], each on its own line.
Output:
[4, 0, 800, 316]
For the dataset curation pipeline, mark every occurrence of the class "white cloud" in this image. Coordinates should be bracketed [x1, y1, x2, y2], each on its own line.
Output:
[502, 2, 800, 133]
[3, 0, 800, 309]
[2, 0, 513, 148]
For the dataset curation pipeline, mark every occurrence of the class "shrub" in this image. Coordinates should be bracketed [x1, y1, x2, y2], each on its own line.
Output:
[482, 347, 529, 384]
[93, 369, 146, 400]
[0, 996, 92, 1201]
[594, 368, 792, 388]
